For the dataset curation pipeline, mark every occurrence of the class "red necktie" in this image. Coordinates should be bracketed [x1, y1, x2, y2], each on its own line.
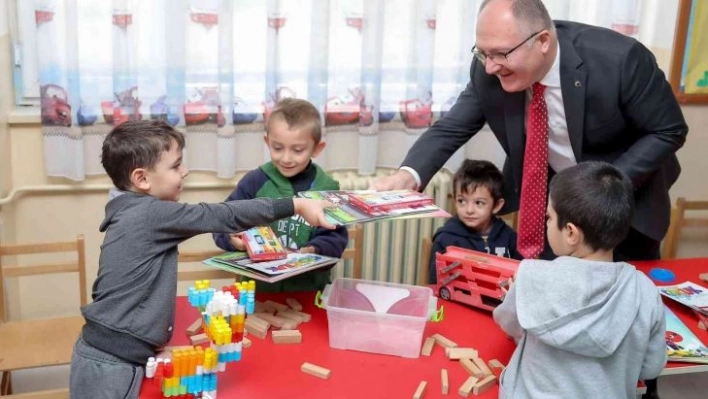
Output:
[517, 83, 548, 259]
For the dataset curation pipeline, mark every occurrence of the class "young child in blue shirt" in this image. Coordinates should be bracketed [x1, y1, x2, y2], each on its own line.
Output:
[429, 159, 521, 283]
[213, 98, 348, 292]
[493, 161, 667, 399]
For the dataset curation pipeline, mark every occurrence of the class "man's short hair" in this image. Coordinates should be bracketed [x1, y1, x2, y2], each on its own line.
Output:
[479, 0, 553, 34]
[549, 161, 634, 251]
[453, 159, 505, 203]
[266, 98, 322, 143]
[101, 120, 185, 191]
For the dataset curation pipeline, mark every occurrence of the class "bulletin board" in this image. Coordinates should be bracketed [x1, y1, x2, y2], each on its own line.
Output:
[670, 0, 708, 103]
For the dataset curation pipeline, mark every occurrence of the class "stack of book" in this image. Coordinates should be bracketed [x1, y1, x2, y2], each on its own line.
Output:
[658, 281, 708, 363]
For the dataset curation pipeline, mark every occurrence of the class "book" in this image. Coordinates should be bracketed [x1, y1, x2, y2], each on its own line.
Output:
[202, 251, 340, 283]
[347, 190, 434, 213]
[298, 190, 450, 225]
[658, 281, 708, 316]
[242, 226, 287, 261]
[665, 305, 708, 364]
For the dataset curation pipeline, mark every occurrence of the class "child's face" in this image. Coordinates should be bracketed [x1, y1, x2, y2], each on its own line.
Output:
[144, 139, 189, 201]
[546, 199, 570, 256]
[454, 184, 504, 233]
[265, 118, 325, 178]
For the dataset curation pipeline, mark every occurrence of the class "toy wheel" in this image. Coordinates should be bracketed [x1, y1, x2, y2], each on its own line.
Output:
[439, 287, 451, 301]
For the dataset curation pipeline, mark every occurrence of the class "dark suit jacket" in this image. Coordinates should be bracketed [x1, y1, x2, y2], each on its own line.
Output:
[402, 21, 688, 242]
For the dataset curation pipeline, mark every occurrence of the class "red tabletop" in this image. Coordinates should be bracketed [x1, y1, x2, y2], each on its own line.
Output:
[140, 290, 514, 399]
[632, 258, 708, 375]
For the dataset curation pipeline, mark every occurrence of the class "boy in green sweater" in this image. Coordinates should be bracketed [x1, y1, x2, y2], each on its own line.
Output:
[214, 98, 348, 291]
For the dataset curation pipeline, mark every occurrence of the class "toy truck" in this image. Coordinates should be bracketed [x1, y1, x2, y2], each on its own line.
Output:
[434, 246, 519, 311]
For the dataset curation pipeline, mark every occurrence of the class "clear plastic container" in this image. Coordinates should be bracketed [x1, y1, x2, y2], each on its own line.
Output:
[320, 278, 436, 358]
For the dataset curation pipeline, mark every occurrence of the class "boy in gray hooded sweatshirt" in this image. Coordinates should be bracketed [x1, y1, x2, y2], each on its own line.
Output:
[69, 120, 336, 399]
[493, 161, 667, 399]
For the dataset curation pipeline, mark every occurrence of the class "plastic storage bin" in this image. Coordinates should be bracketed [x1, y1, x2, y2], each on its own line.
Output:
[320, 278, 436, 358]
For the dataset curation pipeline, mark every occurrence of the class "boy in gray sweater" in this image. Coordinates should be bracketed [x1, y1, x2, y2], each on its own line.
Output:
[69, 120, 335, 398]
[493, 161, 667, 399]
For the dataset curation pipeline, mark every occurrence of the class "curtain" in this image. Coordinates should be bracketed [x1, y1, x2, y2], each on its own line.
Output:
[35, 0, 671, 181]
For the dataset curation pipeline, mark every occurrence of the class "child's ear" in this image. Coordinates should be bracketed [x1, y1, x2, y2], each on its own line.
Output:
[564, 222, 582, 246]
[130, 168, 150, 191]
[311, 141, 326, 158]
[492, 198, 505, 214]
[263, 134, 270, 146]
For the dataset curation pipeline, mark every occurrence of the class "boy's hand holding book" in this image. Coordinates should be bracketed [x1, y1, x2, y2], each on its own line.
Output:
[293, 198, 337, 230]
[228, 233, 247, 251]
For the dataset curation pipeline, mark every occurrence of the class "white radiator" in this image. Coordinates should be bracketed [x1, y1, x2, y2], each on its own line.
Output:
[330, 170, 453, 285]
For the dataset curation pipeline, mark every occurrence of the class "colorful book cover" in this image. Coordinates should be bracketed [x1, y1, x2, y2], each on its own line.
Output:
[347, 190, 434, 213]
[203, 252, 340, 283]
[242, 226, 287, 261]
[665, 306, 708, 364]
[658, 281, 708, 316]
[298, 190, 450, 225]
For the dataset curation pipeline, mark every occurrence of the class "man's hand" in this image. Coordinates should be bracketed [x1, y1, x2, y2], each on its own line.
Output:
[371, 169, 418, 191]
[228, 233, 246, 251]
[293, 198, 337, 230]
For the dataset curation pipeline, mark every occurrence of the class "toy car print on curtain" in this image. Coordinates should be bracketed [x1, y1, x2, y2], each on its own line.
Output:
[36, 0, 652, 181]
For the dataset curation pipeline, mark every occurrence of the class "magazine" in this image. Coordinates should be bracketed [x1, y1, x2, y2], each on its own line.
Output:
[658, 281, 708, 316]
[202, 251, 340, 283]
[665, 305, 708, 364]
[298, 190, 450, 225]
[347, 190, 434, 213]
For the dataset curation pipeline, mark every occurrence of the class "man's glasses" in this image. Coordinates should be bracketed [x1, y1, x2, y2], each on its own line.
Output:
[471, 30, 543, 65]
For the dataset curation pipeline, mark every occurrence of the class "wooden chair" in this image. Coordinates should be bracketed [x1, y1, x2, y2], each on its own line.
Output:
[418, 237, 433, 286]
[0, 235, 88, 396]
[662, 197, 708, 259]
[2, 388, 70, 398]
[341, 224, 363, 279]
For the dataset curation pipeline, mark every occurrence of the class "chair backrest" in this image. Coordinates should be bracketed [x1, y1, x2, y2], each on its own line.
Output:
[418, 236, 433, 286]
[177, 249, 234, 281]
[662, 197, 708, 259]
[0, 235, 87, 323]
[341, 224, 363, 279]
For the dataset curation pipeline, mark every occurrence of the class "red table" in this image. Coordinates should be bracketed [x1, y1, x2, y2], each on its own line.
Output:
[633, 258, 708, 375]
[140, 258, 708, 398]
[139, 290, 515, 398]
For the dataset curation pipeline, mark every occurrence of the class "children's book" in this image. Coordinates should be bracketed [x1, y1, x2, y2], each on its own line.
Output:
[347, 190, 434, 213]
[665, 305, 708, 364]
[202, 251, 340, 283]
[298, 190, 450, 225]
[242, 226, 287, 261]
[657, 281, 708, 316]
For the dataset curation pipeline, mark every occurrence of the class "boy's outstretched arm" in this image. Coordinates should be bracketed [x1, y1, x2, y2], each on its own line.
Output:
[293, 198, 336, 230]
[213, 175, 255, 251]
[305, 225, 349, 257]
[640, 294, 668, 380]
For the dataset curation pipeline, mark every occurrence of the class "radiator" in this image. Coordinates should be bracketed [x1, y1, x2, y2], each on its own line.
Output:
[330, 170, 453, 285]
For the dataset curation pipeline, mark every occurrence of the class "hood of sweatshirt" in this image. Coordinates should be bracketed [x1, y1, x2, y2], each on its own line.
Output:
[432, 216, 508, 244]
[514, 257, 643, 358]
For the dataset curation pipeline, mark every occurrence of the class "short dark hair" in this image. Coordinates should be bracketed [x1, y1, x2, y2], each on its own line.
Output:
[453, 159, 504, 203]
[101, 120, 185, 191]
[480, 0, 553, 35]
[266, 98, 322, 143]
[549, 161, 634, 251]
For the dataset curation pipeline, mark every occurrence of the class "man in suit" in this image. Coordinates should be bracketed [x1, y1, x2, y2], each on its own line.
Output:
[375, 0, 686, 396]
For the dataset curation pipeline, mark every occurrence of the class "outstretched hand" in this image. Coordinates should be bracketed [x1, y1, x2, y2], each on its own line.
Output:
[228, 233, 246, 251]
[293, 198, 337, 230]
[370, 169, 418, 191]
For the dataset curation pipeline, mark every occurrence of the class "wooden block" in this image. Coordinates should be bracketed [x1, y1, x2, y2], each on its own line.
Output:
[432, 333, 457, 348]
[294, 310, 312, 322]
[264, 300, 289, 312]
[301, 362, 331, 379]
[699, 273, 708, 283]
[186, 317, 202, 336]
[189, 333, 209, 345]
[244, 317, 269, 339]
[286, 297, 303, 311]
[472, 357, 493, 377]
[255, 301, 276, 314]
[254, 312, 288, 328]
[280, 320, 299, 330]
[445, 347, 478, 360]
[246, 314, 271, 330]
[458, 376, 479, 397]
[413, 381, 427, 399]
[472, 375, 497, 395]
[699, 321, 707, 331]
[488, 359, 506, 379]
[460, 358, 485, 378]
[421, 337, 436, 356]
[278, 309, 308, 324]
[242, 337, 252, 348]
[441, 369, 449, 395]
[272, 329, 302, 344]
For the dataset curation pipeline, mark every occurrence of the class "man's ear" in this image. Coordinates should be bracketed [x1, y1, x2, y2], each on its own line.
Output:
[130, 168, 150, 191]
[492, 198, 505, 214]
[564, 222, 583, 247]
[312, 141, 326, 158]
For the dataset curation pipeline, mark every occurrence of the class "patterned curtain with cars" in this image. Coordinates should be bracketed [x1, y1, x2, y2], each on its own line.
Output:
[35, 0, 659, 181]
